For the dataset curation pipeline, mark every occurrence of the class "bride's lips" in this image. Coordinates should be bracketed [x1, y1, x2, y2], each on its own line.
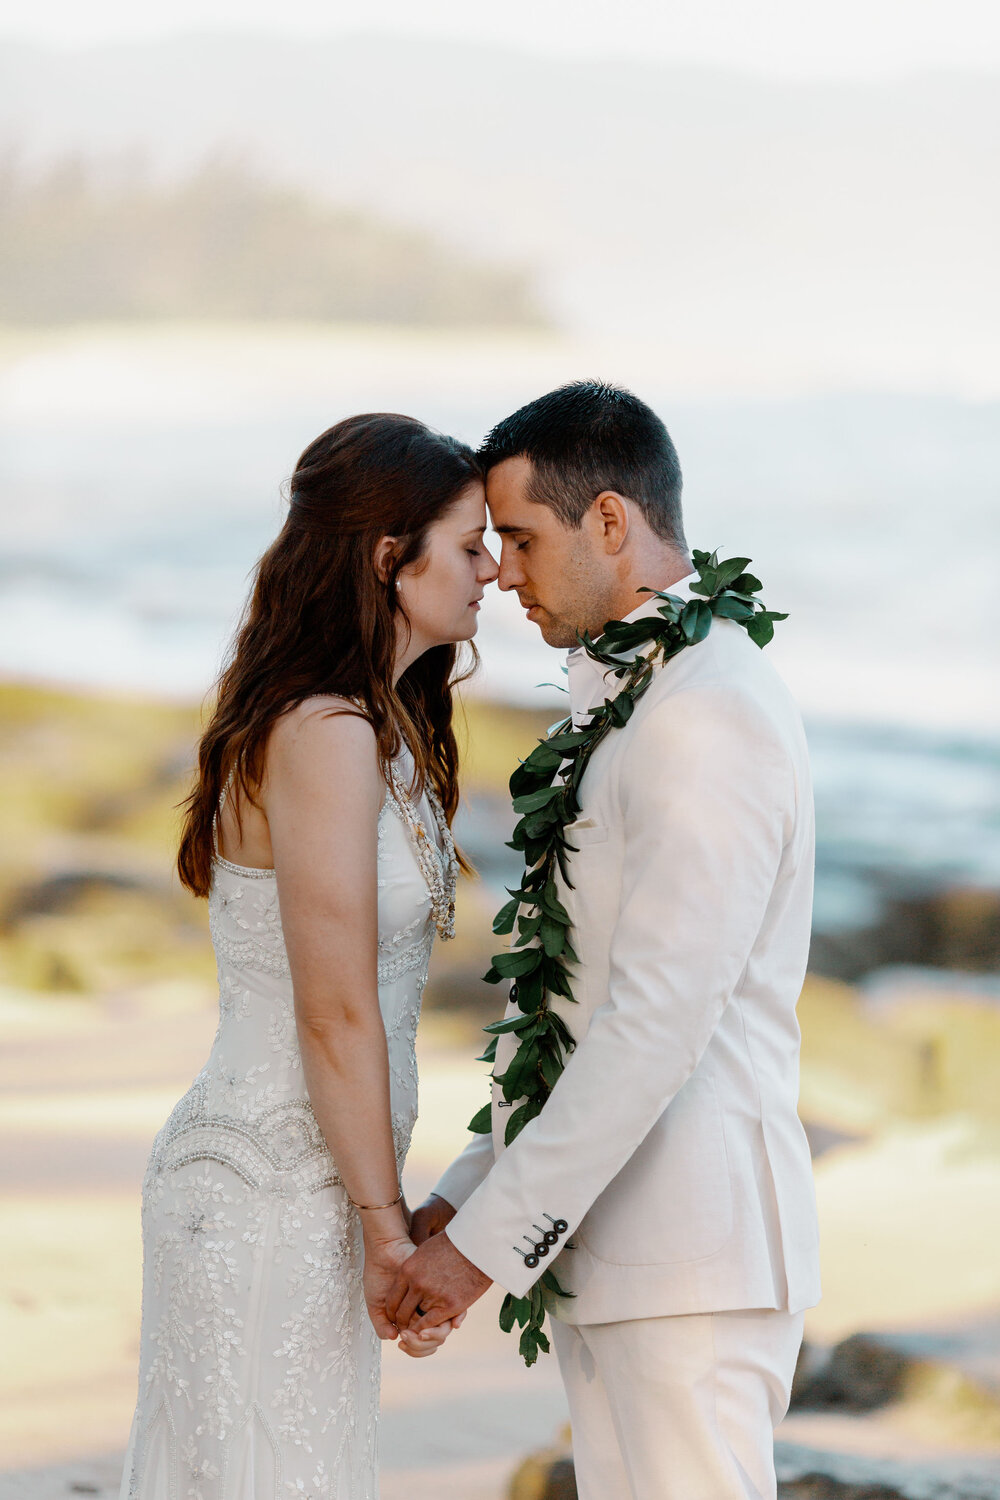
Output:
[468, 596, 483, 611]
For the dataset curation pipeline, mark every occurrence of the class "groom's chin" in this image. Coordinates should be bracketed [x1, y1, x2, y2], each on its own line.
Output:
[537, 615, 580, 649]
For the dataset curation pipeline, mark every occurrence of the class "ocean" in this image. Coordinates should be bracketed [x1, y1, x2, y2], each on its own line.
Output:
[1, 325, 998, 937]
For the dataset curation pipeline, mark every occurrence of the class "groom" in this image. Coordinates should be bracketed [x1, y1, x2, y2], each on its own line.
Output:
[387, 381, 821, 1499]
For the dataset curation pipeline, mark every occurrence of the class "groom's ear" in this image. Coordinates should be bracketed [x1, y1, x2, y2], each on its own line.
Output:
[590, 491, 631, 555]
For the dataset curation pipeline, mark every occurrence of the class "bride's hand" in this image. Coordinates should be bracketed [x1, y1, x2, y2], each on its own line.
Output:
[362, 1231, 416, 1341]
[397, 1309, 467, 1359]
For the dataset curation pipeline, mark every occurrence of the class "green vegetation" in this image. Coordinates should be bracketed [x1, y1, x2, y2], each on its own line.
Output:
[0, 156, 548, 327]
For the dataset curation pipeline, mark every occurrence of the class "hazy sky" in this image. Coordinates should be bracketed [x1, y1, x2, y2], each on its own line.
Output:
[3, 0, 999, 76]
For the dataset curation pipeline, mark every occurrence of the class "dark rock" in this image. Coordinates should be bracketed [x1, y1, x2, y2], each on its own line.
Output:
[775, 1441, 1000, 1499]
[510, 1442, 1000, 1500]
[809, 881, 1000, 983]
[791, 1335, 908, 1412]
[537, 1457, 577, 1499]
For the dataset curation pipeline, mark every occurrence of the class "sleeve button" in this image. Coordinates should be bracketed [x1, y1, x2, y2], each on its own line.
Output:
[524, 1253, 539, 1268]
[553, 1219, 568, 1234]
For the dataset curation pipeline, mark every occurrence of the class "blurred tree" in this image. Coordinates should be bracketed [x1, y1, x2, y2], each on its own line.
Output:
[0, 153, 548, 327]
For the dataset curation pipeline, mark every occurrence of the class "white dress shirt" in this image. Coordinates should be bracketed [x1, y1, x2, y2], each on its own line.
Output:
[566, 575, 696, 728]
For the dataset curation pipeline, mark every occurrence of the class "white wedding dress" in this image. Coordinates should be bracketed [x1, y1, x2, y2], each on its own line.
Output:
[120, 750, 457, 1500]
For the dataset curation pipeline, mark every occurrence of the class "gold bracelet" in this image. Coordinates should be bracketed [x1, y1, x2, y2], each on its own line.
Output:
[349, 1188, 403, 1211]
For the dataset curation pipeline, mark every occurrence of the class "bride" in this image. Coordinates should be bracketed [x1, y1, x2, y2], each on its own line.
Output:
[120, 413, 499, 1499]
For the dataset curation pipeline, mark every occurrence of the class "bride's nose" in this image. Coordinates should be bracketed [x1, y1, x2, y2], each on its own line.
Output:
[478, 549, 500, 586]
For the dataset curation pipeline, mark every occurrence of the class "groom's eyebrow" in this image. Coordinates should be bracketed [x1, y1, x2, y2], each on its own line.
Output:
[492, 524, 530, 535]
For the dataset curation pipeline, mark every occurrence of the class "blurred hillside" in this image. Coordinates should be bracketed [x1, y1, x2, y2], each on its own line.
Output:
[0, 681, 547, 1005]
[0, 36, 997, 384]
[0, 155, 546, 326]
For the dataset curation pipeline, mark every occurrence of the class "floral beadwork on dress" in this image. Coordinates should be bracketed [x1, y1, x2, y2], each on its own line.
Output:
[121, 748, 447, 1500]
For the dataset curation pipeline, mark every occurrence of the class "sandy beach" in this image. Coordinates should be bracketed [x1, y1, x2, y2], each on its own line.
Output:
[3, 972, 1000, 1498]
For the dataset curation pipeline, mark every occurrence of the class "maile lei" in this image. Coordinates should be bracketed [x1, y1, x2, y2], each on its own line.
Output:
[468, 550, 788, 1366]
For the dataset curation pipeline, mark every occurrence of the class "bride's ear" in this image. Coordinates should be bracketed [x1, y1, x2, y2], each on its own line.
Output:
[373, 535, 399, 585]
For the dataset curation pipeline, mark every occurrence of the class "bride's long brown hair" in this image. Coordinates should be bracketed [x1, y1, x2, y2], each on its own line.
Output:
[177, 412, 482, 897]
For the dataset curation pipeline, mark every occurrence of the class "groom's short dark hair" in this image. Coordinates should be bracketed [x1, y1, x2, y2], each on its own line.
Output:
[477, 380, 685, 546]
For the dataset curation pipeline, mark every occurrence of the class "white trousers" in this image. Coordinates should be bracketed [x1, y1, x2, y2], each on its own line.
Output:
[551, 1307, 804, 1500]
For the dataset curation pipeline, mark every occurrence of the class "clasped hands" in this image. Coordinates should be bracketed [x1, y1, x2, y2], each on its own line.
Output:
[363, 1194, 492, 1358]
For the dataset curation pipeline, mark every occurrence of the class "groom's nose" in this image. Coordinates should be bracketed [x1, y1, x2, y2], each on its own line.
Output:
[497, 547, 524, 592]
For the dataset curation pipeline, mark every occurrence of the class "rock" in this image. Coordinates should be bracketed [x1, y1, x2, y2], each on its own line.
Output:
[792, 1335, 908, 1412]
[810, 882, 1000, 984]
[508, 1434, 1000, 1500]
[508, 1436, 577, 1499]
[775, 1441, 1000, 1499]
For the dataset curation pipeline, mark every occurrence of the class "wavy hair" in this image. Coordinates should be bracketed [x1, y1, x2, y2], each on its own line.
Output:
[178, 413, 482, 897]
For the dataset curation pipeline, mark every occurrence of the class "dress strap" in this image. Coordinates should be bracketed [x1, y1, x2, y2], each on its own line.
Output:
[212, 768, 237, 858]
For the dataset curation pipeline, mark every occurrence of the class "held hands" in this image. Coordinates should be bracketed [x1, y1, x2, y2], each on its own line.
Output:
[385, 1218, 492, 1337]
[362, 1202, 467, 1358]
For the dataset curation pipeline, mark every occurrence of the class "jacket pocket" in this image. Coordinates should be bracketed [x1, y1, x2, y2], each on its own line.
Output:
[577, 1074, 733, 1266]
[564, 819, 609, 848]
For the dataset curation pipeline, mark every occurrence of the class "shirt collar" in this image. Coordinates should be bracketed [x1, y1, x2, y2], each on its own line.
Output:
[566, 572, 696, 727]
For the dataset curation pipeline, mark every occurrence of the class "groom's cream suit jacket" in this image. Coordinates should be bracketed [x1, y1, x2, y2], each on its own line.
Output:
[436, 580, 821, 1325]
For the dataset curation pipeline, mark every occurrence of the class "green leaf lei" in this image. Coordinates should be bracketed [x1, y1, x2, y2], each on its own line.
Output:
[469, 550, 787, 1366]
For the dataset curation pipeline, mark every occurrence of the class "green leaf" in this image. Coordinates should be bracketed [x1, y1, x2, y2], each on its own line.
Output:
[610, 692, 634, 727]
[492, 947, 543, 979]
[539, 1048, 564, 1089]
[481, 965, 504, 985]
[499, 1041, 540, 1104]
[746, 609, 788, 647]
[730, 571, 762, 595]
[468, 1102, 492, 1134]
[539, 914, 566, 957]
[491, 898, 519, 935]
[514, 917, 542, 948]
[543, 961, 573, 999]
[512, 784, 564, 814]
[712, 556, 752, 590]
[544, 730, 592, 754]
[712, 594, 755, 622]
[509, 762, 548, 798]
[523, 808, 561, 839]
[498, 1294, 519, 1333]
[525, 742, 564, 771]
[681, 599, 713, 644]
[599, 620, 657, 651]
[539, 883, 571, 924]
[513, 967, 545, 1011]
[541, 1267, 574, 1298]
[482, 1012, 537, 1036]
[476, 1036, 498, 1064]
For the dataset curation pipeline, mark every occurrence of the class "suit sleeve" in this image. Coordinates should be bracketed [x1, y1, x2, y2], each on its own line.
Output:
[431, 1126, 495, 1211]
[445, 682, 795, 1295]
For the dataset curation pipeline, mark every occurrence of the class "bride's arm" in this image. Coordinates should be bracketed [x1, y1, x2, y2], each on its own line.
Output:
[263, 700, 407, 1338]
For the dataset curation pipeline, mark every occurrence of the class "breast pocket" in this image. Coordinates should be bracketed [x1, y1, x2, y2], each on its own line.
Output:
[564, 819, 609, 849]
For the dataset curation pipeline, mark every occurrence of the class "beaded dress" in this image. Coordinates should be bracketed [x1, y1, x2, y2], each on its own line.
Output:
[120, 750, 457, 1500]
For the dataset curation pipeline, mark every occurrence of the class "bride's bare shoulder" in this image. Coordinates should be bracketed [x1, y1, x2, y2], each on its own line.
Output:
[270, 696, 375, 758]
